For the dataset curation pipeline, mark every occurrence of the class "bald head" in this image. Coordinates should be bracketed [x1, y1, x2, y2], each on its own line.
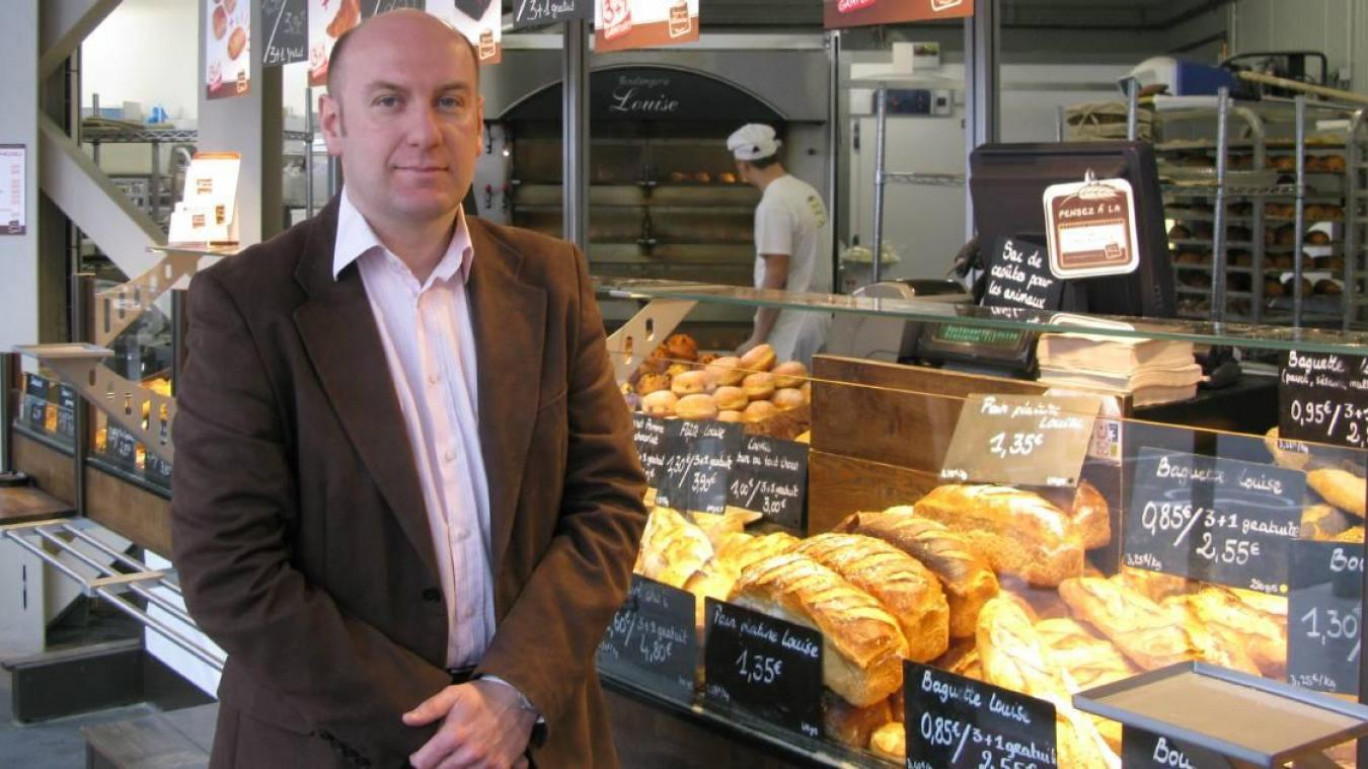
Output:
[327, 10, 480, 102]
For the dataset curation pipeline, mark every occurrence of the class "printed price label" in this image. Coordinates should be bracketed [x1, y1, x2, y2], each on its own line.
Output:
[703, 599, 822, 738]
[940, 394, 1101, 488]
[595, 575, 698, 702]
[1288, 541, 1363, 695]
[1123, 448, 1303, 593]
[656, 420, 741, 514]
[727, 435, 808, 530]
[904, 662, 1057, 769]
[1279, 350, 1368, 449]
[1122, 727, 1227, 769]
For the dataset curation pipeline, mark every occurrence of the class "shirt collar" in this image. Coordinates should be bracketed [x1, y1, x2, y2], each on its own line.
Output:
[332, 187, 474, 285]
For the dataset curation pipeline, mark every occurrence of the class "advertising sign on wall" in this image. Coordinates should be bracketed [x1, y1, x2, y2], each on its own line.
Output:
[823, 0, 974, 30]
[595, 0, 700, 53]
[429, 0, 503, 64]
[206, 0, 252, 98]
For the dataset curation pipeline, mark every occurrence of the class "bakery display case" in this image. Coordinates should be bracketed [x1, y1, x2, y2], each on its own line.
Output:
[596, 278, 1368, 767]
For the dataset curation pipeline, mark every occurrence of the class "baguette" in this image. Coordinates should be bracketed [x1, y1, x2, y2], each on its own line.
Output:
[730, 552, 908, 706]
[822, 691, 892, 750]
[1170, 588, 1286, 677]
[836, 510, 999, 638]
[792, 533, 950, 662]
[976, 598, 1120, 768]
[1308, 468, 1367, 518]
[913, 485, 1086, 586]
[1033, 617, 1137, 691]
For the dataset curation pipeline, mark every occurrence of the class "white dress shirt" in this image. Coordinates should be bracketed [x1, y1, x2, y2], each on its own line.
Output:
[333, 189, 494, 669]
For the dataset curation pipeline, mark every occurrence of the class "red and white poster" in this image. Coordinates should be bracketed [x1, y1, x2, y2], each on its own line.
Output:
[428, 0, 502, 65]
[595, 0, 699, 53]
[824, 0, 974, 30]
[308, 0, 362, 87]
[205, 0, 252, 99]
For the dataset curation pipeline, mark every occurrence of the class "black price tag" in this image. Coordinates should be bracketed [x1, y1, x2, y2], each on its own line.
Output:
[727, 435, 808, 530]
[145, 454, 174, 489]
[105, 425, 140, 470]
[22, 373, 50, 432]
[512, 0, 591, 29]
[1122, 727, 1227, 769]
[1288, 540, 1363, 695]
[703, 598, 822, 739]
[1123, 448, 1303, 593]
[55, 385, 77, 442]
[656, 420, 741, 514]
[904, 662, 1057, 769]
[982, 237, 1063, 312]
[595, 575, 698, 703]
[940, 393, 1100, 488]
[1278, 350, 1368, 449]
[632, 414, 668, 486]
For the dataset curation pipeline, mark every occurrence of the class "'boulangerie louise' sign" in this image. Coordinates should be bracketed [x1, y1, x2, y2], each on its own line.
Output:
[824, 0, 973, 29]
[596, 0, 699, 53]
[206, 0, 252, 98]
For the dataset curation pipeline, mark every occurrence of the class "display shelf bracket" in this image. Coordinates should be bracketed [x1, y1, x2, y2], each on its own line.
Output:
[605, 299, 698, 384]
[92, 249, 208, 348]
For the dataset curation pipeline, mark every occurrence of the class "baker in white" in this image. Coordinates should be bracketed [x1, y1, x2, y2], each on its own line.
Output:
[727, 123, 832, 366]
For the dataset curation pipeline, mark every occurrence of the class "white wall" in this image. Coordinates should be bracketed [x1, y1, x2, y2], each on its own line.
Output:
[0, 0, 39, 352]
[82, 0, 200, 123]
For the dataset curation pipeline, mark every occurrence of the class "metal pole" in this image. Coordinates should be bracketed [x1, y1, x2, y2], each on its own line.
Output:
[150, 140, 162, 225]
[1345, 109, 1364, 330]
[1056, 106, 1066, 142]
[70, 273, 93, 516]
[1210, 88, 1230, 324]
[872, 87, 887, 285]
[827, 30, 842, 294]
[1292, 95, 1307, 328]
[305, 86, 316, 218]
[562, 19, 590, 251]
[1126, 79, 1139, 141]
[963, 0, 1000, 242]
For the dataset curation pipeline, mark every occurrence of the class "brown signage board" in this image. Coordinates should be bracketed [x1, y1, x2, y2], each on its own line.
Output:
[596, 0, 699, 53]
[1043, 177, 1140, 279]
[824, 0, 973, 30]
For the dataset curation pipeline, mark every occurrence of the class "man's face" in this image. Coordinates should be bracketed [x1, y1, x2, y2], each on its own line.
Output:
[319, 15, 482, 230]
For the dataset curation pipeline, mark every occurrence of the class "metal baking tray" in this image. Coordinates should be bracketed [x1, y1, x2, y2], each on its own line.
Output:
[1074, 662, 1368, 767]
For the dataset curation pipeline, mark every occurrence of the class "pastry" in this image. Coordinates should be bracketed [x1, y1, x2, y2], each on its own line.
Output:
[869, 722, 905, 762]
[1163, 594, 1263, 675]
[772, 388, 805, 411]
[1174, 587, 1287, 678]
[731, 552, 908, 706]
[634, 506, 713, 588]
[326, 0, 360, 39]
[212, 6, 228, 40]
[1033, 617, 1137, 691]
[822, 691, 891, 750]
[937, 639, 983, 680]
[675, 393, 718, 420]
[912, 485, 1086, 587]
[688, 508, 762, 546]
[712, 386, 747, 411]
[671, 370, 711, 396]
[704, 356, 746, 386]
[716, 410, 743, 423]
[741, 372, 775, 400]
[742, 400, 778, 423]
[1308, 468, 1367, 517]
[636, 372, 670, 396]
[792, 533, 951, 663]
[665, 362, 693, 379]
[1069, 480, 1111, 550]
[663, 333, 699, 362]
[716, 531, 799, 573]
[739, 343, 776, 372]
[639, 390, 677, 417]
[771, 361, 808, 389]
[836, 511, 999, 639]
[228, 25, 247, 60]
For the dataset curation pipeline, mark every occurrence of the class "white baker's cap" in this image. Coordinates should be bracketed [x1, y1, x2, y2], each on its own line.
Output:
[727, 123, 781, 161]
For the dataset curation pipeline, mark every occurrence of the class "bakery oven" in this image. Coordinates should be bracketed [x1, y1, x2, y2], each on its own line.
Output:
[472, 38, 832, 344]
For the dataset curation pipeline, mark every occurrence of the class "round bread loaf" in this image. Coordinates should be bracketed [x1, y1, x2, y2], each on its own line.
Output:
[641, 390, 678, 417]
[676, 393, 718, 420]
[713, 385, 748, 411]
[742, 372, 776, 400]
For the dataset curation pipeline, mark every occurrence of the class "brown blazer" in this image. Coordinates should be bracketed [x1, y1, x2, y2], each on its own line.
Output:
[171, 199, 648, 768]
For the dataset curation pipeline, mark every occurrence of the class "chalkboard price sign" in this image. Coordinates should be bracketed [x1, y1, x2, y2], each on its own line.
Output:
[655, 420, 741, 514]
[22, 373, 50, 432]
[632, 414, 668, 486]
[727, 435, 808, 530]
[703, 599, 823, 739]
[262, 0, 307, 67]
[512, 0, 591, 29]
[105, 425, 140, 471]
[1124, 448, 1304, 593]
[595, 575, 698, 702]
[1122, 727, 1227, 769]
[1278, 350, 1368, 449]
[982, 236, 1063, 312]
[904, 662, 1058, 769]
[55, 385, 77, 442]
[1288, 540, 1363, 696]
[940, 393, 1100, 488]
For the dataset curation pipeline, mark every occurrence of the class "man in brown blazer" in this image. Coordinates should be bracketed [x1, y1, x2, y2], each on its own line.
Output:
[171, 11, 646, 768]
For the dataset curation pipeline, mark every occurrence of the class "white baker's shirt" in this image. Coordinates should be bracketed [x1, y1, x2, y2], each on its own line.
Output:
[752, 174, 832, 365]
[333, 189, 494, 669]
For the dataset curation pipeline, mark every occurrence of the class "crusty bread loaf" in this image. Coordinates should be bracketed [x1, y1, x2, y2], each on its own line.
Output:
[715, 530, 799, 573]
[1309, 468, 1367, 517]
[1059, 576, 1258, 675]
[935, 639, 983, 681]
[792, 533, 950, 663]
[682, 558, 739, 632]
[1170, 588, 1285, 678]
[976, 598, 1120, 768]
[1033, 617, 1137, 691]
[888, 687, 904, 723]
[1070, 480, 1112, 550]
[836, 510, 999, 638]
[869, 722, 906, 761]
[1164, 596, 1262, 675]
[822, 691, 892, 750]
[913, 485, 1086, 586]
[634, 506, 714, 588]
[730, 552, 908, 707]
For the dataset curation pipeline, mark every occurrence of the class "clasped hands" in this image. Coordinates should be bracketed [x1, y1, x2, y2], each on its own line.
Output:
[403, 679, 535, 769]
